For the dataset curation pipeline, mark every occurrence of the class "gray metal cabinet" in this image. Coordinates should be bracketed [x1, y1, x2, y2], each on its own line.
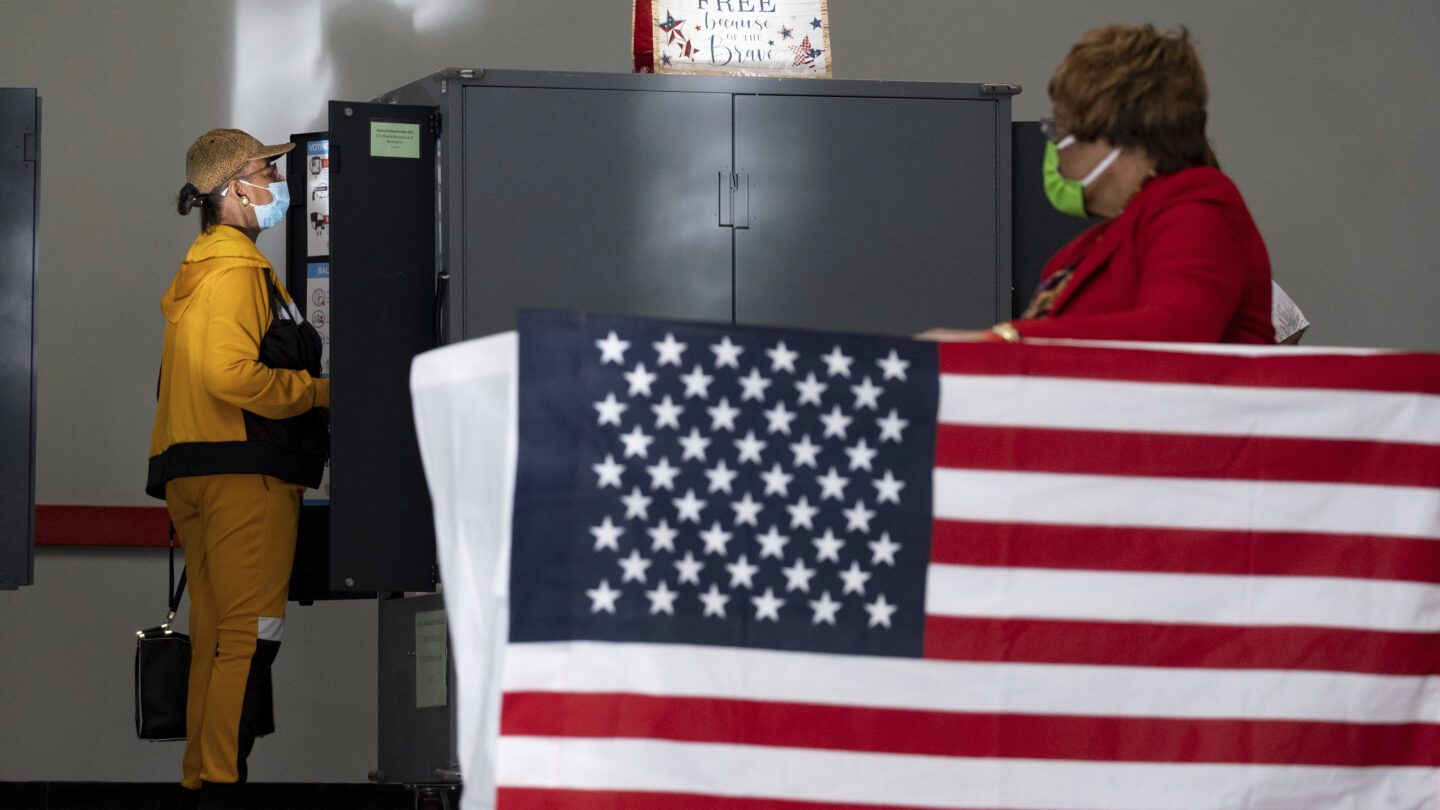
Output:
[326, 69, 1013, 594]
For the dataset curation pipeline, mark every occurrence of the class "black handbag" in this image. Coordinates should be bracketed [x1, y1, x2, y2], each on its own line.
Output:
[135, 524, 190, 741]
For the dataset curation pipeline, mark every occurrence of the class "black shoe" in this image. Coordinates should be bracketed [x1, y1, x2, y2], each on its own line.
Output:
[198, 780, 247, 810]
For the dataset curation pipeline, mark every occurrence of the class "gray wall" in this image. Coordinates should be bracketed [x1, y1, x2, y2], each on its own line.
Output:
[1, 0, 1437, 784]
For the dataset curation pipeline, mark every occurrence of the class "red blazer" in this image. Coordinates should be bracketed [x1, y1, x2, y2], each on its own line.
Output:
[1014, 167, 1275, 343]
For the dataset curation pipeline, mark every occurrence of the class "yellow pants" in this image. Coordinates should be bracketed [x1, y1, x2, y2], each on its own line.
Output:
[166, 473, 302, 788]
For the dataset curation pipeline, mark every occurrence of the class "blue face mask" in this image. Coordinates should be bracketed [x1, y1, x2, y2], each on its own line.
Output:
[238, 178, 290, 230]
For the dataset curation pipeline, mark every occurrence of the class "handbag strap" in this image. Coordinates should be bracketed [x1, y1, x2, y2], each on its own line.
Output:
[166, 522, 187, 629]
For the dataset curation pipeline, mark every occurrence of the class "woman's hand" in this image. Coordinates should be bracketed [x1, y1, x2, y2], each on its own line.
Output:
[915, 328, 991, 342]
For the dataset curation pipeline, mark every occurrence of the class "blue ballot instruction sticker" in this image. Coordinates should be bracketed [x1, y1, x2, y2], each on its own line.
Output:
[370, 121, 420, 159]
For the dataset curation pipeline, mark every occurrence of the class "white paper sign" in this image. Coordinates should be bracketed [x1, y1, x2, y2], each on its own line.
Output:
[652, 0, 830, 77]
[304, 139, 330, 257]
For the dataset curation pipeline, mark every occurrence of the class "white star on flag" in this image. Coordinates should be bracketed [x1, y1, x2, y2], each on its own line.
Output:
[864, 593, 897, 628]
[820, 404, 853, 439]
[808, 590, 842, 625]
[680, 365, 714, 399]
[876, 349, 910, 381]
[591, 454, 624, 489]
[593, 392, 627, 426]
[765, 341, 799, 373]
[648, 519, 679, 552]
[730, 492, 763, 526]
[698, 583, 730, 618]
[786, 495, 819, 530]
[816, 466, 849, 501]
[673, 550, 704, 584]
[645, 457, 680, 491]
[645, 580, 679, 615]
[877, 408, 909, 443]
[760, 463, 794, 497]
[699, 521, 734, 556]
[867, 532, 901, 566]
[821, 345, 854, 377]
[851, 376, 883, 410]
[710, 335, 744, 369]
[653, 332, 686, 366]
[678, 428, 711, 462]
[705, 458, 738, 494]
[839, 560, 872, 595]
[812, 528, 845, 563]
[673, 489, 707, 523]
[843, 499, 876, 534]
[621, 486, 652, 520]
[619, 424, 654, 458]
[734, 430, 767, 465]
[707, 398, 740, 432]
[845, 437, 877, 471]
[872, 470, 905, 504]
[650, 395, 684, 430]
[585, 579, 621, 613]
[755, 525, 790, 559]
[780, 557, 817, 593]
[625, 363, 658, 397]
[589, 516, 624, 552]
[789, 434, 821, 468]
[618, 549, 652, 583]
[738, 368, 772, 402]
[794, 372, 828, 406]
[763, 401, 797, 435]
[751, 587, 785, 622]
[726, 554, 760, 589]
[595, 331, 630, 365]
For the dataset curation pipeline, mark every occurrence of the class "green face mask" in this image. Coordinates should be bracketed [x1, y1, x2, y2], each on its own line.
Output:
[1042, 135, 1121, 218]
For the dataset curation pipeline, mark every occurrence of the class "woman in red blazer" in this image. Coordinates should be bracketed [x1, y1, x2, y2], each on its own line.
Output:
[933, 24, 1274, 344]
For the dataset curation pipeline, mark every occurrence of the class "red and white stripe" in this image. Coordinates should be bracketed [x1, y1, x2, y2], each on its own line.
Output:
[494, 342, 1440, 809]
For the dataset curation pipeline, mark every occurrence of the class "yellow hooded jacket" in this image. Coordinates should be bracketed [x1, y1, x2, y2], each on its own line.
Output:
[147, 225, 330, 499]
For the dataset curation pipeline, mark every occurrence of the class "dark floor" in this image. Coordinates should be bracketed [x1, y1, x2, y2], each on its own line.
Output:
[0, 782, 454, 810]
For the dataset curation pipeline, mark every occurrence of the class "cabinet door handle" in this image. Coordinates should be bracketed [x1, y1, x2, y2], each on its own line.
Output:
[718, 171, 749, 229]
[718, 170, 733, 227]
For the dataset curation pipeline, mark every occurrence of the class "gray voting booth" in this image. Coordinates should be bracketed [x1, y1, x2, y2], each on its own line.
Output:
[0, 88, 40, 592]
[285, 68, 1024, 793]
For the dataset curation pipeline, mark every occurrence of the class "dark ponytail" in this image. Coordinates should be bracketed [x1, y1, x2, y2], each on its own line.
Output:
[177, 182, 222, 232]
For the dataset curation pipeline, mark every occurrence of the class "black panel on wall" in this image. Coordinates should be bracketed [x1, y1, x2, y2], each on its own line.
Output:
[0, 88, 39, 590]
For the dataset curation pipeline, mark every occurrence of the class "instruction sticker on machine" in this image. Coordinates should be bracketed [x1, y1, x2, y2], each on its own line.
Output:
[370, 121, 421, 159]
[305, 139, 330, 256]
[303, 261, 331, 506]
[415, 610, 448, 709]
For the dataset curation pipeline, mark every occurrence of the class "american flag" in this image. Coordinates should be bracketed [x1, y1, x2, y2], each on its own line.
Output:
[415, 310, 1440, 810]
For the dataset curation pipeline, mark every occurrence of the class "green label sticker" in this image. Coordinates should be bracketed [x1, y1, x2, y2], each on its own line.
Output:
[370, 121, 420, 159]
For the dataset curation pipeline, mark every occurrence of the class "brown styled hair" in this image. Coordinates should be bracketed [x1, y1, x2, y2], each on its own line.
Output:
[1049, 24, 1218, 174]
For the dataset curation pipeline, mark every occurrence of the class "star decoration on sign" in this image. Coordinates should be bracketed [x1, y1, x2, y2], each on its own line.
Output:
[810, 17, 823, 29]
[779, 25, 794, 40]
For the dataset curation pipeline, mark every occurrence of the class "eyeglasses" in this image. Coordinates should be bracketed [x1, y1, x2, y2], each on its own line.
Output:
[245, 161, 283, 182]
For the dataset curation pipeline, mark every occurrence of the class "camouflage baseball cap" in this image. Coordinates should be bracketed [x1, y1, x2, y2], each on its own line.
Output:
[185, 128, 294, 194]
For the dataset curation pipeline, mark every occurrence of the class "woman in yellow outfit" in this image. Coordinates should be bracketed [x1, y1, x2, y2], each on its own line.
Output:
[149, 129, 329, 808]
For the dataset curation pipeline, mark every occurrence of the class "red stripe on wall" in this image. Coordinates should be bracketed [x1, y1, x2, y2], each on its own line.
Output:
[499, 692, 1440, 767]
[934, 424, 1440, 489]
[923, 616, 1440, 676]
[937, 343, 1440, 394]
[930, 520, 1440, 585]
[35, 505, 170, 547]
[497, 788, 1007, 810]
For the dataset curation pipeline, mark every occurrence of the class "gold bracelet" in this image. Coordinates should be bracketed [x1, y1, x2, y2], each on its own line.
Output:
[989, 322, 1021, 343]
